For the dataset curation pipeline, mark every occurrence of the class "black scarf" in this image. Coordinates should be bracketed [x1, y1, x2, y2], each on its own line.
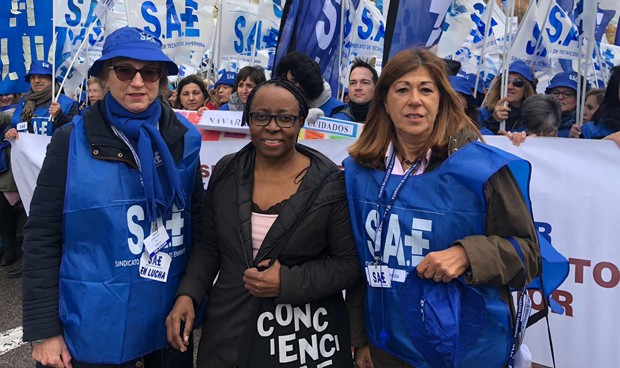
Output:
[349, 101, 371, 122]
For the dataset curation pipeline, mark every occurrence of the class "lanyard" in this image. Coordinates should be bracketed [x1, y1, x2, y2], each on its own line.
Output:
[372, 150, 420, 264]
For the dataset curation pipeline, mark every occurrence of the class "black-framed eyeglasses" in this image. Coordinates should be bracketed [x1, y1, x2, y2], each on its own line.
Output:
[549, 90, 576, 98]
[108, 65, 161, 83]
[507, 78, 525, 88]
[249, 112, 299, 128]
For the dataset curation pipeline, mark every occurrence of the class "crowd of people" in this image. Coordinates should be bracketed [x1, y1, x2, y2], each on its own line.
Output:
[0, 25, 617, 368]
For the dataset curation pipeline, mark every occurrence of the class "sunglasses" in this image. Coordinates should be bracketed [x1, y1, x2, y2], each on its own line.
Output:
[549, 90, 576, 98]
[109, 65, 161, 83]
[507, 78, 525, 88]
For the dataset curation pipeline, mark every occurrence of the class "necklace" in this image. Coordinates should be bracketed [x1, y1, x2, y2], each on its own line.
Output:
[403, 159, 415, 168]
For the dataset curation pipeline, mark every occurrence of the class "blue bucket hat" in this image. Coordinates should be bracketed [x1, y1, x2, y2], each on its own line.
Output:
[214, 71, 237, 88]
[25, 60, 53, 82]
[400, 274, 487, 367]
[545, 71, 578, 93]
[89, 27, 178, 78]
[508, 60, 535, 83]
[449, 76, 477, 105]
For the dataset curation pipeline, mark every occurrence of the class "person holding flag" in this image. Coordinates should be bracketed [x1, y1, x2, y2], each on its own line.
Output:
[478, 60, 537, 135]
[4, 61, 78, 140]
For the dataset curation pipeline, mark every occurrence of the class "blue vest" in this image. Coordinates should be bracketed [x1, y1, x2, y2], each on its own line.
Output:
[344, 142, 530, 368]
[11, 94, 75, 136]
[60, 115, 201, 364]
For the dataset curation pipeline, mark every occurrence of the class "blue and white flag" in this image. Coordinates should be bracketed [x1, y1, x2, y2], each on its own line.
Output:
[437, 0, 506, 87]
[383, 0, 451, 62]
[125, 0, 216, 74]
[339, 0, 384, 86]
[54, 0, 107, 99]
[215, 0, 282, 75]
[274, 0, 345, 97]
[0, 1, 54, 94]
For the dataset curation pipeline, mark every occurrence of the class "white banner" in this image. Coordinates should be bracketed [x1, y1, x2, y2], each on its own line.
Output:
[10, 133, 620, 366]
[9, 134, 50, 215]
[125, 0, 216, 71]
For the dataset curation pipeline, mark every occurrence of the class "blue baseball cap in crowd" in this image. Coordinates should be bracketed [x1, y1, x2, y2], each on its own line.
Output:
[449, 76, 477, 105]
[545, 71, 578, 93]
[214, 71, 237, 88]
[25, 60, 53, 82]
[89, 27, 178, 78]
[508, 60, 535, 83]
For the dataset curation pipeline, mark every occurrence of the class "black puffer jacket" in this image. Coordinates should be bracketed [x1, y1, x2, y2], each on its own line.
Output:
[21, 100, 205, 341]
[176, 142, 361, 367]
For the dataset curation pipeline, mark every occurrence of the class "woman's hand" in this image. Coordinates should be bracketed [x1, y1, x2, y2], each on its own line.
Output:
[196, 106, 206, 116]
[506, 131, 527, 146]
[492, 97, 510, 121]
[416, 245, 470, 283]
[354, 345, 374, 368]
[4, 128, 18, 140]
[165, 295, 195, 352]
[32, 335, 73, 368]
[569, 124, 582, 138]
[243, 259, 281, 297]
[603, 131, 620, 147]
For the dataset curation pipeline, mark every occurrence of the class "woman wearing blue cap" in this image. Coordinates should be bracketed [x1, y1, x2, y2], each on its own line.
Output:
[214, 71, 237, 105]
[219, 66, 266, 111]
[21, 27, 203, 367]
[344, 49, 540, 368]
[479, 60, 537, 135]
[544, 71, 584, 137]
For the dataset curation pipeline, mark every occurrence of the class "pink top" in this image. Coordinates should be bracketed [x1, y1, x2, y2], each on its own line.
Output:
[251, 212, 278, 260]
[384, 141, 431, 175]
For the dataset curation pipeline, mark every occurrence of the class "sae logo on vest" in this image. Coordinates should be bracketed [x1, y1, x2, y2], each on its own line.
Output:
[126, 204, 185, 255]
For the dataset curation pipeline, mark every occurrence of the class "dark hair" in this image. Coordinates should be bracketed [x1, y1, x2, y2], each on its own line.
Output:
[521, 94, 561, 136]
[591, 66, 620, 131]
[349, 58, 378, 83]
[175, 75, 208, 110]
[242, 78, 309, 126]
[275, 52, 324, 100]
[234, 66, 267, 93]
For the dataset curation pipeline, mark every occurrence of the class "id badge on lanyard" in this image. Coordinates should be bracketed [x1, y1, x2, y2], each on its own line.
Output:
[139, 221, 172, 283]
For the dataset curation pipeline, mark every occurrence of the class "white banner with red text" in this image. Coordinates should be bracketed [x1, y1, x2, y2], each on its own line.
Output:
[10, 134, 620, 366]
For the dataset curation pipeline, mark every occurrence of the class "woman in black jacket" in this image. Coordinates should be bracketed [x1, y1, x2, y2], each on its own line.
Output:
[166, 78, 360, 367]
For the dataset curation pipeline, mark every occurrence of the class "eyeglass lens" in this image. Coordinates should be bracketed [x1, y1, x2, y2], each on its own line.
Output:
[550, 90, 575, 98]
[250, 112, 298, 128]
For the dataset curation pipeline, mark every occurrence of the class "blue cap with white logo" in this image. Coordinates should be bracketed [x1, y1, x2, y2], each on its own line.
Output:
[89, 26, 178, 78]
[214, 71, 238, 88]
[545, 71, 579, 92]
[25, 60, 53, 82]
